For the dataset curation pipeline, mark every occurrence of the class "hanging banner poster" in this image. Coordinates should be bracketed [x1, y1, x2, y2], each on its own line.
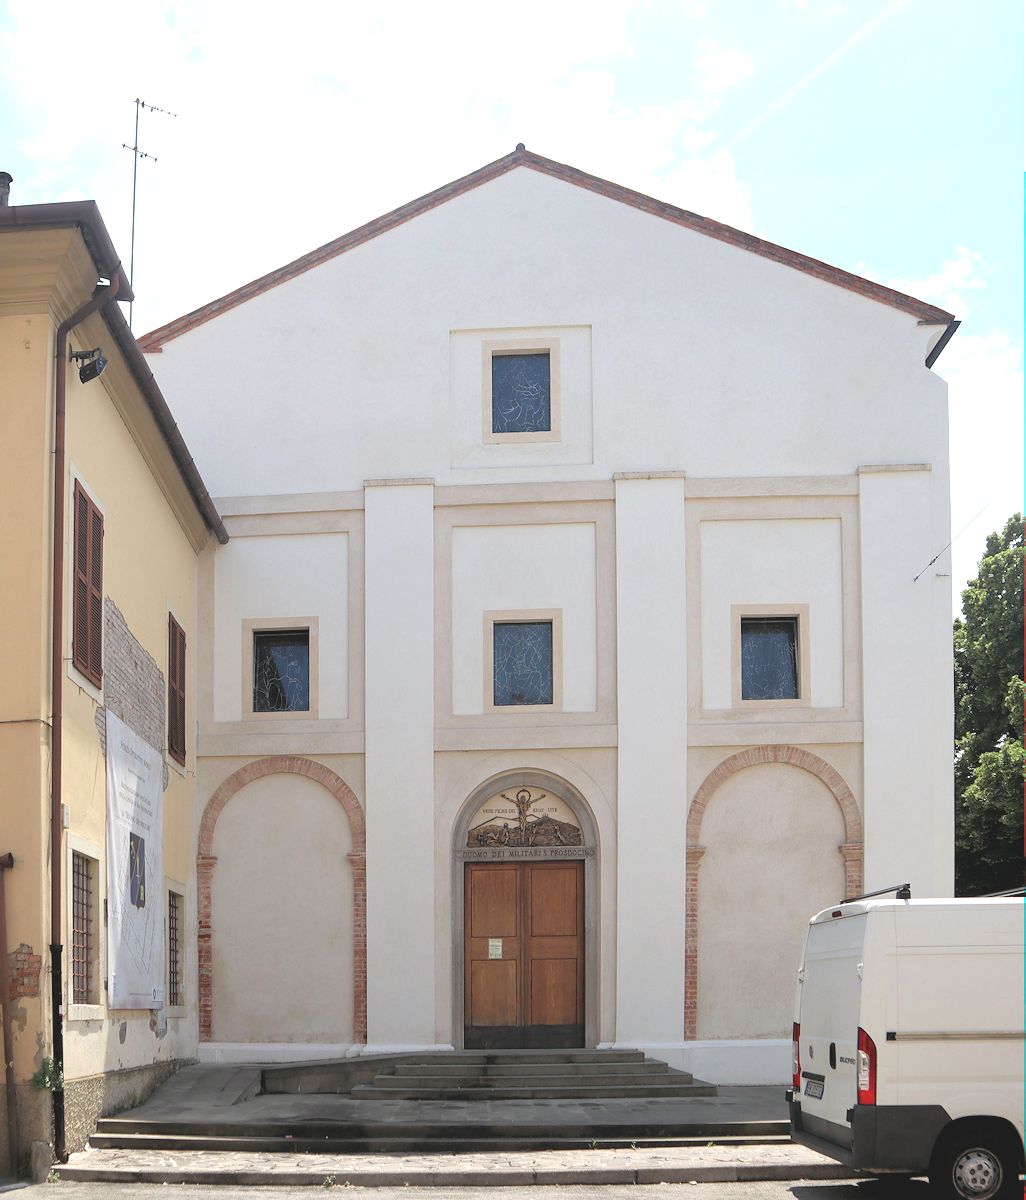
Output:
[105, 710, 164, 1009]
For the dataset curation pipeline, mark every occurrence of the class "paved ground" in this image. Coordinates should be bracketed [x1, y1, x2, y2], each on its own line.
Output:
[33, 1063, 853, 1188]
[4, 1179, 931, 1198]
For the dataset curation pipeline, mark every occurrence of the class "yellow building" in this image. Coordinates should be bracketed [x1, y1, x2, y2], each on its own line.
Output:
[0, 180, 226, 1176]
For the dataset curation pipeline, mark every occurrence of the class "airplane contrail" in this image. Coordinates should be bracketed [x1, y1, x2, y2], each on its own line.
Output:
[724, 0, 909, 149]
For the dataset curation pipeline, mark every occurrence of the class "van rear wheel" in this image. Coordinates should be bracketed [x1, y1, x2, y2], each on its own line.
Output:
[930, 1129, 1018, 1200]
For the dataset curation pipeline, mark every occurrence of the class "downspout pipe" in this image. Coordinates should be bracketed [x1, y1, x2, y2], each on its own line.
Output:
[0, 852, 18, 1174]
[50, 270, 124, 1162]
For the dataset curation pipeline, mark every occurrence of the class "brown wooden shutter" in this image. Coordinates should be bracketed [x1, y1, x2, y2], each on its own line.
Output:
[72, 482, 103, 687]
[168, 614, 186, 764]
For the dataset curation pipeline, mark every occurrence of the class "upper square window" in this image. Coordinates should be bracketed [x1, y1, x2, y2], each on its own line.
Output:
[253, 629, 310, 713]
[482, 338, 561, 444]
[492, 353, 551, 434]
[740, 617, 799, 700]
[493, 620, 554, 706]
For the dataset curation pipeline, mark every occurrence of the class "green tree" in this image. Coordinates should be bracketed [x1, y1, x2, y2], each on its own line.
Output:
[953, 513, 1025, 894]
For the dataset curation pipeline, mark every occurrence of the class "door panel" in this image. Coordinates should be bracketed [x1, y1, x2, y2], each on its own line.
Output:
[529, 865, 578, 936]
[470, 960, 518, 1026]
[464, 860, 584, 1049]
[530, 958, 578, 1025]
[469, 867, 519, 937]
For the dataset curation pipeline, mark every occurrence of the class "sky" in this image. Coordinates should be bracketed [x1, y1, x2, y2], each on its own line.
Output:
[0, 0, 1021, 610]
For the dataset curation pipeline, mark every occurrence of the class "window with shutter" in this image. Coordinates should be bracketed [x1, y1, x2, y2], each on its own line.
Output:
[72, 482, 103, 687]
[168, 615, 186, 764]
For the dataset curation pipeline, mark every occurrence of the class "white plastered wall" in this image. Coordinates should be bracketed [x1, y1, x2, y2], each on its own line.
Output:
[700, 518, 843, 710]
[859, 466, 954, 896]
[614, 475, 688, 1051]
[364, 482, 438, 1048]
[213, 533, 349, 722]
[143, 162, 955, 1077]
[451, 523, 597, 714]
[210, 772, 354, 1043]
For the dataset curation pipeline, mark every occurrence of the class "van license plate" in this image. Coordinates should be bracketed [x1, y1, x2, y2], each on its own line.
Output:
[804, 1079, 824, 1100]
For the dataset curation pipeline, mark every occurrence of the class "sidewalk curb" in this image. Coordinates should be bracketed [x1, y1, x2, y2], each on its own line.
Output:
[56, 1162, 857, 1187]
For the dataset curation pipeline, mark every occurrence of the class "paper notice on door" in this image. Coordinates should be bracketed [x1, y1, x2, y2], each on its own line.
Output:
[488, 938, 502, 959]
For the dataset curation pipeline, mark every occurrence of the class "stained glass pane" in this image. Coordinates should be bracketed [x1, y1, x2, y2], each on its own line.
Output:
[254, 630, 310, 712]
[491, 353, 551, 434]
[493, 621, 553, 706]
[740, 618, 799, 700]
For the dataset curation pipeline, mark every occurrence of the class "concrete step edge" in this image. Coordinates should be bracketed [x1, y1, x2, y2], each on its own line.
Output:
[348, 1087, 720, 1101]
[93, 1118, 790, 1139]
[56, 1162, 857, 1187]
[88, 1134, 793, 1154]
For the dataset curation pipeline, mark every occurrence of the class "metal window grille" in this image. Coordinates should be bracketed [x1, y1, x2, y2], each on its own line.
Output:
[71, 852, 93, 1004]
[168, 890, 182, 1006]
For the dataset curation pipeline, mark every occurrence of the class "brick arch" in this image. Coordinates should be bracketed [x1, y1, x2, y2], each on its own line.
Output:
[197, 756, 366, 1043]
[684, 745, 863, 1041]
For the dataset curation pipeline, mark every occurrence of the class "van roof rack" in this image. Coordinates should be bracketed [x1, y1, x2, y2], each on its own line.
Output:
[843, 883, 911, 903]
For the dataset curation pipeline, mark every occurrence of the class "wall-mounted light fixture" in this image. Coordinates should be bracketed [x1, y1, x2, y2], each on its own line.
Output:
[69, 347, 108, 384]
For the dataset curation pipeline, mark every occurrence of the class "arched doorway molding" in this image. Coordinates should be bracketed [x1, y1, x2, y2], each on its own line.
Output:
[684, 745, 863, 1041]
[451, 768, 601, 1048]
[197, 755, 367, 1043]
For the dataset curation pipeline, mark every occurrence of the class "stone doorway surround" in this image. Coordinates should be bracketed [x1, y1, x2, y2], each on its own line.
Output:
[196, 755, 367, 1043]
[684, 745, 863, 1041]
[451, 769, 601, 1049]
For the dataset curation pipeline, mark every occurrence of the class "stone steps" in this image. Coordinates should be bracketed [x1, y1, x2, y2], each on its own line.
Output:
[350, 1082, 717, 1101]
[349, 1048, 708, 1101]
[392, 1059, 671, 1076]
[88, 1050, 725, 1154]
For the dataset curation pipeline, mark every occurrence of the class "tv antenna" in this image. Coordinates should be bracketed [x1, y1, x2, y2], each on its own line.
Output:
[122, 97, 177, 328]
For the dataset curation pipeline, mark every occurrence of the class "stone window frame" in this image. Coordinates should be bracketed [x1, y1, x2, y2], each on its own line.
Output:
[482, 337, 562, 444]
[241, 617, 320, 721]
[483, 608, 564, 714]
[165, 878, 186, 1017]
[66, 833, 105, 1022]
[731, 603, 811, 708]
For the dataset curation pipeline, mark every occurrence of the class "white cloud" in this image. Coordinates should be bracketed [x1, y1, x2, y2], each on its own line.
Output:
[681, 127, 719, 153]
[887, 247, 988, 318]
[695, 39, 754, 94]
[660, 149, 754, 229]
[934, 330, 1024, 610]
[726, 0, 906, 146]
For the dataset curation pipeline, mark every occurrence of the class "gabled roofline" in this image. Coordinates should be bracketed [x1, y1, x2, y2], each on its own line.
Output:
[0, 202, 228, 544]
[138, 146, 956, 355]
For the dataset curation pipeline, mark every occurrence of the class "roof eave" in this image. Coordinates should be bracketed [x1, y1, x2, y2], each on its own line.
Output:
[0, 202, 226, 542]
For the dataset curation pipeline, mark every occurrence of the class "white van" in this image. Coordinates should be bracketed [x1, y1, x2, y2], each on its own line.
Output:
[788, 893, 1024, 1199]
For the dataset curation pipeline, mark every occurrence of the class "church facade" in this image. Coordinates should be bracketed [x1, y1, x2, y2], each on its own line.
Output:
[140, 147, 957, 1083]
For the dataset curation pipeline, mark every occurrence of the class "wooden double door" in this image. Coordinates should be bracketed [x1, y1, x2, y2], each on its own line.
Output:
[464, 861, 584, 1049]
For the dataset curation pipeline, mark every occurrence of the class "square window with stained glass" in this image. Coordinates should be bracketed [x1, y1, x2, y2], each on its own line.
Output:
[253, 629, 310, 713]
[740, 616, 800, 700]
[491, 352, 551, 435]
[493, 620, 554, 706]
